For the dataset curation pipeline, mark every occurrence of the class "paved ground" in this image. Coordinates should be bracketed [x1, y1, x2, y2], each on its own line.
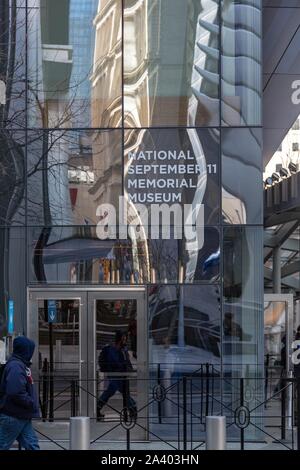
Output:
[26, 421, 294, 451]
[31, 440, 292, 451]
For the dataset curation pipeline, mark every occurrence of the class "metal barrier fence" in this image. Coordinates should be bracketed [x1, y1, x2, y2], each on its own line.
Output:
[28, 365, 300, 450]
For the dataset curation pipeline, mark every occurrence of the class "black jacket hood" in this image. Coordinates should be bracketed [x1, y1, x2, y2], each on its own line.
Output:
[12, 336, 35, 364]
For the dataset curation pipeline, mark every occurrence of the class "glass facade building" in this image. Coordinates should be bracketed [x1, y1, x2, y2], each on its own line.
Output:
[0, 0, 263, 440]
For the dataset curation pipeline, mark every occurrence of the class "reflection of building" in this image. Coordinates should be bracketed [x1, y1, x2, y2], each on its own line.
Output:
[123, 0, 219, 127]
[91, 0, 122, 127]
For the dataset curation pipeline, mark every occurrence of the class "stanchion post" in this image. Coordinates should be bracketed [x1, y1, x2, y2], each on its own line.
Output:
[206, 416, 226, 450]
[69, 417, 90, 450]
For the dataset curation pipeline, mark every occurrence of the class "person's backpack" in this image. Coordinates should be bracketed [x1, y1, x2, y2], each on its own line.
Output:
[98, 345, 111, 372]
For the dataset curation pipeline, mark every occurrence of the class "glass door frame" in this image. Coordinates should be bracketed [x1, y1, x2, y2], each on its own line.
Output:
[27, 286, 148, 427]
[264, 293, 294, 372]
[27, 288, 88, 415]
[88, 287, 147, 421]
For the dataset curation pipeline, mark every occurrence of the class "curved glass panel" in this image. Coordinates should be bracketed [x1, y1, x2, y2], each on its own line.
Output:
[221, 0, 262, 126]
[222, 128, 262, 224]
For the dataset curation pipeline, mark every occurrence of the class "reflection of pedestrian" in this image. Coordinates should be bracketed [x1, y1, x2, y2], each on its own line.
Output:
[128, 317, 137, 359]
[223, 312, 243, 340]
[97, 331, 136, 420]
[0, 337, 40, 450]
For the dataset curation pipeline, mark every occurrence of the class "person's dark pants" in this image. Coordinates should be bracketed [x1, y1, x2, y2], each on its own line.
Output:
[0, 413, 39, 450]
[98, 379, 136, 411]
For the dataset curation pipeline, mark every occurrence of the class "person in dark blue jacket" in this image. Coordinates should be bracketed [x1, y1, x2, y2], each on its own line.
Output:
[97, 330, 136, 421]
[0, 336, 39, 450]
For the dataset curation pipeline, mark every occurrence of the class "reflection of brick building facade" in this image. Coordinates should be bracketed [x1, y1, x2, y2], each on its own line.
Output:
[68, 1, 123, 226]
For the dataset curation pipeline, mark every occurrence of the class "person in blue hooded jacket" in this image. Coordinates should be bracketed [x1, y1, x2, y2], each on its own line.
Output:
[0, 336, 40, 450]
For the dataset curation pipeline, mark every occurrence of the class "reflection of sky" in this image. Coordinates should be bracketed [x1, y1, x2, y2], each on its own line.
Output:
[69, 0, 98, 123]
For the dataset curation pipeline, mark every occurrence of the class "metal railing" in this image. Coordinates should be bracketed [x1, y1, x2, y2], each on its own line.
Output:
[28, 365, 300, 450]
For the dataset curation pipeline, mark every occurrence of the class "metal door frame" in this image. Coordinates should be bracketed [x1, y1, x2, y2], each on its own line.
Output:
[264, 293, 294, 372]
[27, 286, 148, 431]
[27, 289, 88, 415]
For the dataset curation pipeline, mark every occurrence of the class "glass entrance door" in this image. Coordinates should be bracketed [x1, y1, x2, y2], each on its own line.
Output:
[88, 289, 147, 440]
[28, 290, 88, 418]
[28, 288, 147, 439]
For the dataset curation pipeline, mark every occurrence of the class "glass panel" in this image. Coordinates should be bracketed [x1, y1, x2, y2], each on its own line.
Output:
[149, 284, 221, 372]
[27, 226, 150, 284]
[221, 0, 262, 126]
[27, 0, 122, 128]
[223, 226, 264, 371]
[96, 299, 137, 419]
[0, 1, 26, 130]
[0, 227, 25, 337]
[28, 225, 219, 284]
[124, 0, 219, 127]
[148, 284, 221, 441]
[38, 298, 80, 418]
[223, 226, 264, 441]
[27, 129, 122, 225]
[125, 128, 220, 225]
[0, 131, 25, 225]
[222, 128, 262, 224]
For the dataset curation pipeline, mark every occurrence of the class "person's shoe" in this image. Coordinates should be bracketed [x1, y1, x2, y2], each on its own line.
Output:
[96, 407, 105, 421]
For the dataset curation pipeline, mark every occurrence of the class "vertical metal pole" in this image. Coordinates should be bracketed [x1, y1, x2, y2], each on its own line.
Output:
[183, 376, 187, 451]
[49, 321, 54, 422]
[200, 364, 203, 424]
[211, 366, 214, 415]
[281, 384, 286, 440]
[297, 379, 300, 450]
[190, 376, 193, 450]
[177, 380, 180, 450]
[42, 358, 49, 420]
[71, 380, 77, 417]
[178, 286, 185, 348]
[240, 378, 244, 450]
[205, 363, 209, 417]
[45, 300, 54, 422]
[157, 363, 162, 424]
[273, 246, 281, 294]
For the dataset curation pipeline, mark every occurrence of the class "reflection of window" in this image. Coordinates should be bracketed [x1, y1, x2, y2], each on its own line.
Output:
[292, 142, 299, 152]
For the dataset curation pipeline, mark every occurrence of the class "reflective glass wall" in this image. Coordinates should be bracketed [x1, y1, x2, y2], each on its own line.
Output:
[0, 1, 263, 387]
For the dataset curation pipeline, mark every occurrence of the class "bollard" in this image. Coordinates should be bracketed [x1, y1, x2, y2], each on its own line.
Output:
[206, 416, 226, 450]
[69, 417, 90, 450]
